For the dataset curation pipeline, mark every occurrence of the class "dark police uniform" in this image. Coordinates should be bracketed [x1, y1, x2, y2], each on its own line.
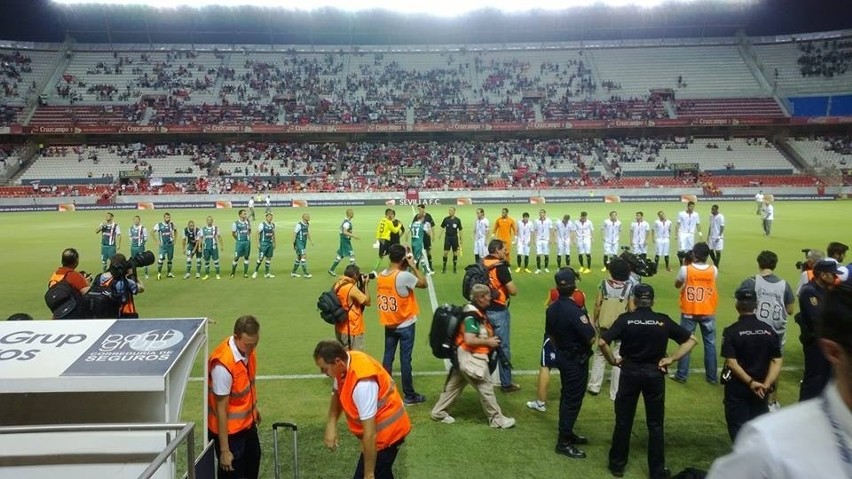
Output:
[720, 304, 781, 442]
[600, 286, 691, 478]
[796, 278, 830, 401]
[545, 268, 596, 459]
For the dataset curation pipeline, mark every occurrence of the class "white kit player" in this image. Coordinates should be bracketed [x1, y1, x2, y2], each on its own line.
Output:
[708, 204, 725, 269]
[676, 200, 701, 266]
[575, 211, 594, 274]
[473, 208, 490, 263]
[555, 214, 576, 269]
[515, 212, 533, 273]
[601, 211, 622, 272]
[652, 211, 673, 272]
[534, 209, 554, 274]
[630, 211, 651, 259]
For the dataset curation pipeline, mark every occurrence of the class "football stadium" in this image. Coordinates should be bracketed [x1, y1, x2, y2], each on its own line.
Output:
[0, 0, 850, 478]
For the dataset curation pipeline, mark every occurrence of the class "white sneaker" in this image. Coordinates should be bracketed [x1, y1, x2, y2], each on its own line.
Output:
[768, 400, 781, 412]
[265, 273, 276, 278]
[195, 273, 201, 278]
[215, 274, 221, 280]
[544, 268, 550, 273]
[534, 269, 541, 274]
[303, 273, 313, 278]
[144, 274, 149, 279]
[433, 415, 455, 424]
[183, 273, 191, 279]
[202, 275, 209, 281]
[290, 273, 301, 278]
[492, 417, 516, 429]
[251, 271, 258, 279]
[167, 272, 175, 278]
[526, 400, 547, 412]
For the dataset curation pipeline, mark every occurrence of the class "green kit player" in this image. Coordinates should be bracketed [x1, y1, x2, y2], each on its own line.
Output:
[96, 212, 121, 271]
[129, 215, 149, 278]
[200, 216, 221, 280]
[328, 208, 358, 276]
[291, 212, 313, 278]
[253, 213, 277, 278]
[231, 209, 252, 278]
[183, 220, 202, 279]
[153, 212, 176, 279]
[410, 212, 434, 275]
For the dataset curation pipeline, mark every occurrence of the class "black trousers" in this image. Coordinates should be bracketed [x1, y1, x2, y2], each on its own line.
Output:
[724, 381, 769, 441]
[609, 364, 666, 476]
[209, 424, 261, 479]
[799, 340, 831, 401]
[557, 353, 589, 440]
[354, 439, 404, 479]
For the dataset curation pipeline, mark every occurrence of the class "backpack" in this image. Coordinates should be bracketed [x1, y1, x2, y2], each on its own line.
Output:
[429, 304, 465, 360]
[45, 273, 85, 319]
[461, 261, 502, 301]
[317, 283, 353, 325]
[597, 279, 634, 330]
[82, 274, 123, 319]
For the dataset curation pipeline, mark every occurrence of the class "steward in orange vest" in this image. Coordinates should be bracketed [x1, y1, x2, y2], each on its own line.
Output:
[314, 340, 411, 479]
[208, 315, 262, 479]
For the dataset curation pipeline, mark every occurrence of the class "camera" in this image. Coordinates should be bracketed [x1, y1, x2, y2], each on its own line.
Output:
[361, 271, 377, 282]
[677, 249, 696, 266]
[129, 250, 156, 269]
[795, 248, 812, 271]
[619, 248, 658, 277]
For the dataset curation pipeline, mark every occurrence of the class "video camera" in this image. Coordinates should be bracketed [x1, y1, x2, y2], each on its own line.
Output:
[119, 250, 156, 278]
[357, 271, 377, 290]
[619, 247, 658, 277]
[795, 248, 812, 271]
[677, 249, 696, 266]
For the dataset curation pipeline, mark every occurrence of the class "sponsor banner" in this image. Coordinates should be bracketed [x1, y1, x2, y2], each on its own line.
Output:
[605, 195, 621, 203]
[0, 320, 112, 378]
[61, 319, 205, 376]
[137, 202, 155, 210]
[214, 201, 232, 209]
[367, 124, 409, 133]
[385, 199, 396, 205]
[681, 195, 698, 203]
[292, 199, 308, 208]
[0, 127, 9, 134]
[202, 125, 245, 134]
[119, 125, 160, 134]
[58, 203, 76, 212]
[529, 196, 546, 204]
[0, 205, 59, 212]
[307, 199, 372, 206]
[456, 197, 472, 205]
[74, 203, 139, 211]
[542, 196, 604, 204]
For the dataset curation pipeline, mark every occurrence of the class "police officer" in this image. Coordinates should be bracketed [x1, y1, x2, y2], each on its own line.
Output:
[546, 268, 596, 459]
[720, 286, 783, 442]
[599, 284, 696, 479]
[797, 260, 841, 401]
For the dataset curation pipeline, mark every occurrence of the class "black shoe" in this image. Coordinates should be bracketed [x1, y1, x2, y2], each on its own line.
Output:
[555, 443, 586, 459]
[608, 467, 625, 478]
[568, 433, 588, 445]
[650, 468, 671, 479]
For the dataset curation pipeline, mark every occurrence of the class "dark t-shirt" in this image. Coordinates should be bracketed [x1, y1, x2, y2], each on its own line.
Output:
[441, 216, 463, 238]
[721, 315, 781, 382]
[545, 296, 596, 352]
[602, 308, 691, 365]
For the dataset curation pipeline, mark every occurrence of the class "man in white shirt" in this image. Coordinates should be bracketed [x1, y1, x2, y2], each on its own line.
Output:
[555, 214, 576, 269]
[676, 201, 701, 266]
[534, 209, 554, 274]
[708, 204, 725, 269]
[575, 211, 594, 274]
[473, 208, 490, 263]
[707, 288, 852, 479]
[755, 190, 765, 215]
[601, 211, 622, 272]
[630, 211, 651, 260]
[515, 212, 533, 273]
[762, 200, 774, 237]
[652, 211, 673, 272]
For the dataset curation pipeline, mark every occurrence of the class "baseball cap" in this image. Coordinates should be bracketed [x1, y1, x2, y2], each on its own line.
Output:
[554, 268, 576, 286]
[814, 260, 842, 275]
[734, 286, 757, 301]
[633, 284, 654, 301]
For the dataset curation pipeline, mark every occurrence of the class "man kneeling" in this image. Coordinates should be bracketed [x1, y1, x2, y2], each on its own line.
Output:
[430, 284, 516, 429]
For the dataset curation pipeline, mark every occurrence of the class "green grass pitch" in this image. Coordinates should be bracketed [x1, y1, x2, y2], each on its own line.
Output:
[0, 200, 838, 478]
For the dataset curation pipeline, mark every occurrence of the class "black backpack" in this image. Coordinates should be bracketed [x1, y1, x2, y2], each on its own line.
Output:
[461, 261, 502, 301]
[45, 273, 85, 319]
[82, 274, 123, 319]
[317, 283, 353, 325]
[429, 304, 465, 360]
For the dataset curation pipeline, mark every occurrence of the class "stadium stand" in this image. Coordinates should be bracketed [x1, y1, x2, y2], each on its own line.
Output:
[754, 38, 852, 95]
[787, 136, 852, 169]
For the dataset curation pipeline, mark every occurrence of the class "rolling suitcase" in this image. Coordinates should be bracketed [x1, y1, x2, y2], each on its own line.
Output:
[272, 421, 299, 479]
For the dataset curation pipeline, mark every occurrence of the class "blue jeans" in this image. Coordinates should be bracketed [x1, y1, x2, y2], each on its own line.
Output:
[675, 314, 717, 383]
[486, 308, 513, 388]
[383, 324, 417, 398]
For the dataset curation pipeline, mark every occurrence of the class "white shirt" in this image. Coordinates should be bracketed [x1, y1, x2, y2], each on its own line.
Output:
[755, 193, 765, 203]
[630, 220, 650, 244]
[534, 218, 553, 241]
[332, 354, 379, 421]
[602, 219, 621, 243]
[474, 218, 490, 240]
[575, 219, 594, 239]
[248, 198, 255, 207]
[677, 210, 700, 235]
[763, 204, 774, 221]
[555, 220, 575, 241]
[709, 213, 725, 237]
[516, 220, 533, 243]
[707, 382, 850, 479]
[676, 262, 719, 282]
[211, 336, 247, 396]
[654, 219, 671, 240]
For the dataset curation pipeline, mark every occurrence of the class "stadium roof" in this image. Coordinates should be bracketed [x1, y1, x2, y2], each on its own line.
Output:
[1, 0, 850, 45]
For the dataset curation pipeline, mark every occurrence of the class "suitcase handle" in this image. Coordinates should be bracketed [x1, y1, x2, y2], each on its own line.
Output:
[272, 422, 298, 431]
[272, 422, 299, 479]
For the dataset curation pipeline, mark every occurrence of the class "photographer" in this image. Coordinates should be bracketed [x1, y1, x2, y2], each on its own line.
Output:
[92, 253, 145, 318]
[332, 264, 373, 351]
[795, 248, 824, 295]
[46, 248, 92, 319]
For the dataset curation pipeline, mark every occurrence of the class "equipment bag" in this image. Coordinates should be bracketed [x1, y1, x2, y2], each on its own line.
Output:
[82, 274, 123, 319]
[45, 273, 84, 319]
[598, 279, 634, 330]
[429, 304, 465, 360]
[317, 283, 352, 325]
[461, 261, 502, 301]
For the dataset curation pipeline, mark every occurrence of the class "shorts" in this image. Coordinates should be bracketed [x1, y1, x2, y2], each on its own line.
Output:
[130, 245, 146, 258]
[632, 241, 648, 255]
[423, 234, 432, 250]
[474, 238, 487, 258]
[378, 239, 390, 257]
[158, 244, 175, 261]
[203, 248, 219, 261]
[411, 243, 425, 262]
[577, 237, 592, 255]
[557, 238, 571, 256]
[186, 244, 201, 258]
[709, 236, 724, 251]
[603, 241, 619, 256]
[655, 238, 670, 256]
[294, 242, 307, 257]
[540, 335, 557, 368]
[101, 244, 117, 262]
[535, 239, 550, 256]
[517, 241, 530, 256]
[258, 243, 274, 259]
[444, 236, 460, 252]
[234, 241, 251, 259]
[678, 232, 695, 252]
[337, 240, 354, 259]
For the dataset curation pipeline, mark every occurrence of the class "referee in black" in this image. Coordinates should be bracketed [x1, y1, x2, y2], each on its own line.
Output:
[720, 286, 783, 441]
[416, 204, 436, 271]
[599, 284, 696, 479]
[439, 207, 463, 274]
[546, 268, 596, 459]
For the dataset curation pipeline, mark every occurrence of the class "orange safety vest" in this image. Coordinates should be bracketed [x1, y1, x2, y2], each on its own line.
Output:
[207, 337, 258, 435]
[376, 269, 419, 327]
[454, 306, 495, 355]
[679, 264, 718, 316]
[338, 351, 411, 450]
[99, 275, 138, 317]
[334, 278, 364, 336]
[483, 257, 508, 306]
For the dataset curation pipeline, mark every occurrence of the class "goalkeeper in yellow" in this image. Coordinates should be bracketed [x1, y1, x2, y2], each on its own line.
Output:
[375, 208, 402, 269]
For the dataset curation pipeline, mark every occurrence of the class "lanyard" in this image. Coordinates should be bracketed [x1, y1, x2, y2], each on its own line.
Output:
[822, 392, 852, 478]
